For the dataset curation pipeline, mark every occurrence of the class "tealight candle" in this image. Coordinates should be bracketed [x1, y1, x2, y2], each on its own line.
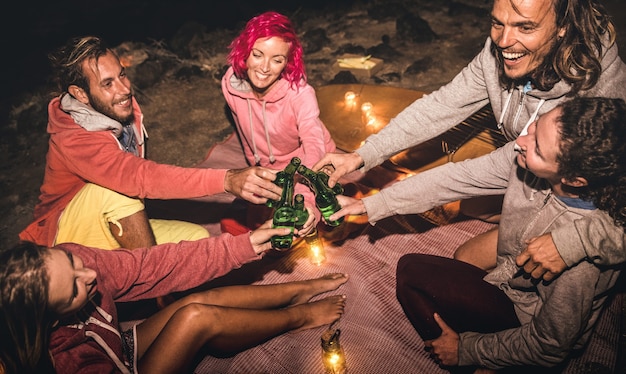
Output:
[344, 91, 356, 107]
[361, 102, 375, 127]
[305, 228, 326, 266]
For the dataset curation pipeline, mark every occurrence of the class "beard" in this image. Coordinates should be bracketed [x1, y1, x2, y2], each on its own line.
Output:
[490, 42, 561, 91]
[88, 92, 135, 126]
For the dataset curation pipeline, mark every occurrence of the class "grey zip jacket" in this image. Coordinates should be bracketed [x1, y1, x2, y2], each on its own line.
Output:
[358, 37, 626, 267]
[366, 142, 622, 367]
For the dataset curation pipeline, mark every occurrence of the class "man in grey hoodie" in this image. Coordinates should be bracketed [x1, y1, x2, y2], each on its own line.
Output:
[337, 97, 626, 370]
[314, 0, 626, 279]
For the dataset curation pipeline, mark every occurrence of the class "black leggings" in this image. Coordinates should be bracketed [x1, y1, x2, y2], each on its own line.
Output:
[396, 254, 520, 341]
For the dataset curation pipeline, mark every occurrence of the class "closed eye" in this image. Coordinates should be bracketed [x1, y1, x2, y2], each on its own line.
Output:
[65, 251, 78, 305]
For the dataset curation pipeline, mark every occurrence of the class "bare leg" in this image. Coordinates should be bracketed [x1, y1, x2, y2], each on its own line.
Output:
[453, 227, 498, 271]
[459, 195, 503, 224]
[109, 209, 156, 249]
[135, 273, 348, 373]
[137, 295, 346, 373]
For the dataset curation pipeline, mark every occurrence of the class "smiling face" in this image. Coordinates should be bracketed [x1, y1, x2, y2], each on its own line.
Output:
[45, 248, 98, 316]
[73, 51, 134, 125]
[515, 106, 562, 185]
[490, 0, 565, 80]
[245, 36, 290, 97]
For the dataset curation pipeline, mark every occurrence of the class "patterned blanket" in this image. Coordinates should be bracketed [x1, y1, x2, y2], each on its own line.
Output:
[161, 134, 621, 374]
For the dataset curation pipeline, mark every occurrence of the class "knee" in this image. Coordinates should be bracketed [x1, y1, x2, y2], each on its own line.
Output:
[177, 292, 214, 307]
[173, 303, 221, 328]
[396, 254, 429, 287]
[453, 245, 470, 261]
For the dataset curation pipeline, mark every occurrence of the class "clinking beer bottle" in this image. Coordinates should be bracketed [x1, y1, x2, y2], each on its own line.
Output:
[270, 158, 301, 250]
[297, 164, 344, 227]
[271, 206, 295, 250]
[293, 193, 309, 229]
[266, 157, 301, 208]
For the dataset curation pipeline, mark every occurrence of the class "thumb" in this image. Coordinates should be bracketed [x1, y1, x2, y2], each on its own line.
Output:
[516, 251, 530, 267]
[433, 313, 451, 333]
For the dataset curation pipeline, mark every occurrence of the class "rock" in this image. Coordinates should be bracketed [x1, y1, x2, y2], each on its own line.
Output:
[396, 13, 437, 43]
[404, 57, 434, 75]
[329, 71, 359, 84]
[303, 28, 331, 54]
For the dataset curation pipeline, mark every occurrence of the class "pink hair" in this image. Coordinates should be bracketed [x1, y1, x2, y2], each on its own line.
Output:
[227, 11, 306, 87]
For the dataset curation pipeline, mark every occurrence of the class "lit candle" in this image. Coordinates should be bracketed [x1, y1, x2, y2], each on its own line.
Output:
[361, 102, 376, 127]
[321, 328, 346, 374]
[305, 228, 325, 266]
[344, 91, 356, 108]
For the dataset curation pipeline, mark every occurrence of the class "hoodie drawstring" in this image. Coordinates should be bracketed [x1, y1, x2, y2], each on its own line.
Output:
[519, 98, 545, 136]
[497, 85, 545, 137]
[497, 90, 513, 130]
[261, 101, 276, 164]
[247, 99, 261, 165]
[247, 99, 276, 165]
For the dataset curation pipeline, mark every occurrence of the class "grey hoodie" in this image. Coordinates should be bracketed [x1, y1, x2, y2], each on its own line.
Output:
[372, 142, 621, 367]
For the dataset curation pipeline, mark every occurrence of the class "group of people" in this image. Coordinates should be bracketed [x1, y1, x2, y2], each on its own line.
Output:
[1, 0, 625, 373]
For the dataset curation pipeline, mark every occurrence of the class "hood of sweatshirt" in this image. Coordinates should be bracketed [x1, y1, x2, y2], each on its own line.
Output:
[49, 94, 144, 137]
[58, 93, 125, 135]
[47, 94, 146, 155]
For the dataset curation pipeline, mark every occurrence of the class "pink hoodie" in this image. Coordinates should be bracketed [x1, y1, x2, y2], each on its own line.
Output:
[19, 96, 228, 246]
[221, 67, 336, 213]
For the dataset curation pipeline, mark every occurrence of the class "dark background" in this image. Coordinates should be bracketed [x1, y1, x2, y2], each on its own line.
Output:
[0, 0, 364, 120]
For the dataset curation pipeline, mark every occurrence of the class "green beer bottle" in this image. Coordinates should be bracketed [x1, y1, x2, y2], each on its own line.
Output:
[271, 206, 295, 250]
[270, 158, 302, 250]
[266, 157, 301, 208]
[297, 164, 344, 227]
[293, 193, 309, 229]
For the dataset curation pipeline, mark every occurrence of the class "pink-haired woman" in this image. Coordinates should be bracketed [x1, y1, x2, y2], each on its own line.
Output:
[221, 11, 336, 233]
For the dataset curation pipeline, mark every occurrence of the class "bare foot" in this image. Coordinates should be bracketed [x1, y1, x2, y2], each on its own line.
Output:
[291, 273, 349, 305]
[292, 294, 347, 332]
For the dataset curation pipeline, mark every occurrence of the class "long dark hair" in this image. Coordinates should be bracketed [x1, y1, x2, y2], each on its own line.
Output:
[493, 0, 615, 95]
[0, 242, 55, 374]
[557, 97, 626, 228]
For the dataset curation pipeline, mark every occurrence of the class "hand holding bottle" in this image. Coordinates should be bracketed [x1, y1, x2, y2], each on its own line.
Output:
[312, 152, 364, 188]
[328, 195, 366, 222]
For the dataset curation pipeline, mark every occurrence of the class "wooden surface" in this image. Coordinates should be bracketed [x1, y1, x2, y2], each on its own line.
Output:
[316, 84, 505, 174]
[316, 84, 424, 152]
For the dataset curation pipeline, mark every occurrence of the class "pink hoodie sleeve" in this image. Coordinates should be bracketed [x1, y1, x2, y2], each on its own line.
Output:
[64, 233, 260, 301]
[49, 107, 227, 199]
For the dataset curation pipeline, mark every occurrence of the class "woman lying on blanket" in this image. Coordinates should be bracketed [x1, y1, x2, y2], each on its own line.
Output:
[0, 221, 348, 374]
[330, 97, 626, 372]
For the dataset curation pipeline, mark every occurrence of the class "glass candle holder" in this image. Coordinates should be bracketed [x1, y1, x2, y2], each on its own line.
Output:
[305, 228, 326, 266]
[321, 328, 346, 374]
